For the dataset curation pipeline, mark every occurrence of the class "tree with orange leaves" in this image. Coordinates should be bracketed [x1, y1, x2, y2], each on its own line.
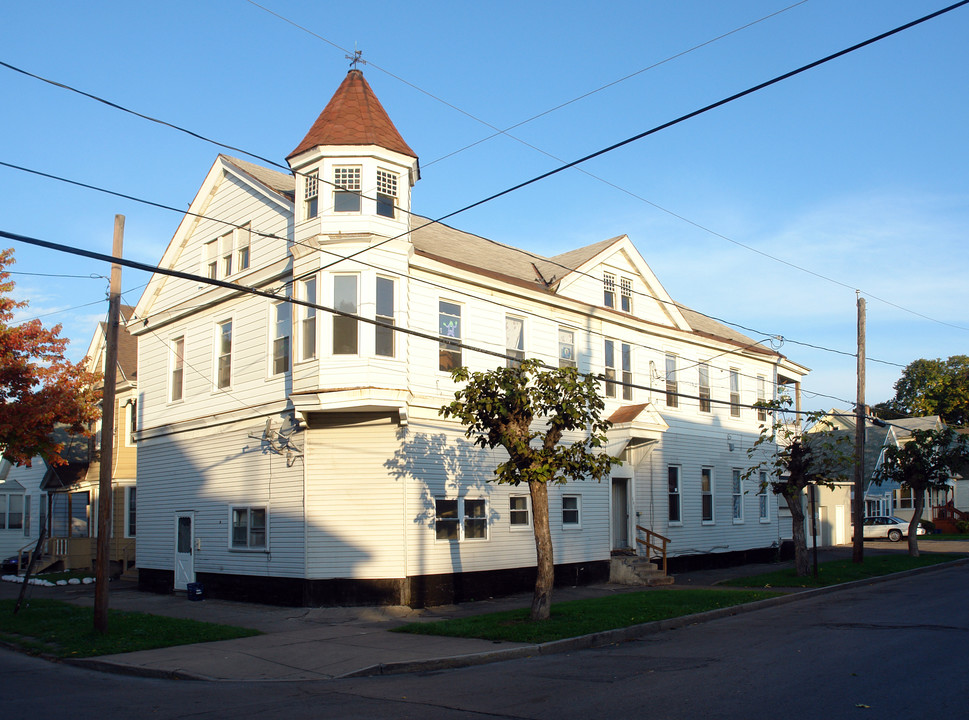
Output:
[0, 248, 101, 466]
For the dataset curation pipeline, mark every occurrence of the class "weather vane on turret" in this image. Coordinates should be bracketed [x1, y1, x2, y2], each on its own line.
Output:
[347, 47, 365, 70]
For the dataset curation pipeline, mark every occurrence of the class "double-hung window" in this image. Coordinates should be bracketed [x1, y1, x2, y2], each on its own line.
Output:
[621, 343, 633, 400]
[603, 273, 616, 308]
[333, 166, 361, 212]
[376, 169, 398, 218]
[216, 321, 232, 389]
[375, 277, 395, 357]
[558, 328, 576, 369]
[505, 316, 524, 368]
[435, 498, 487, 541]
[439, 301, 462, 371]
[732, 469, 744, 523]
[125, 487, 137, 538]
[562, 495, 581, 527]
[701, 468, 714, 524]
[665, 354, 678, 408]
[758, 472, 770, 522]
[304, 170, 319, 219]
[204, 240, 218, 279]
[668, 466, 681, 524]
[236, 224, 251, 272]
[300, 277, 317, 361]
[620, 277, 633, 313]
[170, 337, 185, 402]
[220, 232, 233, 277]
[0, 495, 24, 530]
[603, 340, 617, 398]
[333, 275, 358, 355]
[757, 375, 767, 421]
[231, 507, 267, 549]
[509, 496, 530, 528]
[272, 301, 291, 375]
[729, 369, 741, 418]
[698, 362, 711, 413]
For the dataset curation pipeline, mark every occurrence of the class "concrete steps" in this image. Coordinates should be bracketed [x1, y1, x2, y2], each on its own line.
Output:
[609, 555, 674, 586]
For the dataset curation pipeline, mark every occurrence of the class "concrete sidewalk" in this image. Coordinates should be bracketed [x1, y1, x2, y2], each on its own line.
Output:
[3, 542, 965, 681]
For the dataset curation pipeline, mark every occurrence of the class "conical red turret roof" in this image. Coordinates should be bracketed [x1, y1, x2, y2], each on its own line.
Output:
[288, 69, 417, 160]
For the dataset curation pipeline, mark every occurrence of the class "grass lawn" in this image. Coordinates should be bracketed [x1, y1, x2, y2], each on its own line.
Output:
[721, 553, 960, 589]
[394, 588, 779, 644]
[922, 534, 969, 541]
[0, 599, 259, 658]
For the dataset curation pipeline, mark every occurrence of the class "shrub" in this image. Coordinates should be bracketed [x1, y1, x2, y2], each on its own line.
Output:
[955, 520, 969, 534]
[920, 519, 936, 533]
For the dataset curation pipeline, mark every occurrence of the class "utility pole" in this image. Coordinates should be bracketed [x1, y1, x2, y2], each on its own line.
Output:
[95, 215, 124, 633]
[852, 294, 866, 564]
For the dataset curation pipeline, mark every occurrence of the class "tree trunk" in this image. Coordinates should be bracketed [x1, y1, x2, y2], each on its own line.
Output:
[528, 480, 554, 621]
[908, 487, 924, 558]
[783, 489, 810, 576]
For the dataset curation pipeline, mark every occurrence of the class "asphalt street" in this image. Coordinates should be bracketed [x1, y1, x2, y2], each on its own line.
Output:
[2, 561, 966, 719]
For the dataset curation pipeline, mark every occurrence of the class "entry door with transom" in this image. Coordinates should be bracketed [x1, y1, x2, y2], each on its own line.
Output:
[173, 512, 195, 590]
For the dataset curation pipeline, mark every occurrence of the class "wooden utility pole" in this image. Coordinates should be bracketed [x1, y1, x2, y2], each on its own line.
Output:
[94, 214, 124, 633]
[852, 294, 866, 564]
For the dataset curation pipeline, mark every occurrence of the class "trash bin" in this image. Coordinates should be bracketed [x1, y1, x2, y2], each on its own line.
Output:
[186, 582, 204, 601]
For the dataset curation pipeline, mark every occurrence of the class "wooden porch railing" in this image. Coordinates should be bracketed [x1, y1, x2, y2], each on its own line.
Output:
[934, 501, 969, 523]
[635, 525, 670, 574]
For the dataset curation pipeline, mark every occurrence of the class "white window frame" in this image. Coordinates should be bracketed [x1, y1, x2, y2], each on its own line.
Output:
[215, 319, 232, 390]
[124, 486, 137, 538]
[230, 506, 268, 551]
[729, 369, 741, 418]
[270, 300, 291, 376]
[0, 494, 25, 531]
[332, 274, 359, 356]
[505, 315, 525, 368]
[698, 362, 711, 413]
[439, 300, 462, 372]
[668, 466, 682, 525]
[298, 276, 317, 362]
[620, 277, 633, 313]
[604, 340, 616, 398]
[509, 495, 531, 530]
[558, 327, 576, 369]
[701, 467, 715, 525]
[219, 231, 233, 278]
[236, 223, 251, 272]
[203, 239, 218, 280]
[375, 276, 396, 358]
[665, 353, 678, 408]
[434, 497, 489, 542]
[333, 166, 361, 213]
[376, 168, 398, 218]
[304, 170, 319, 219]
[758, 471, 770, 523]
[562, 494, 582, 529]
[732, 469, 744, 524]
[603, 273, 616, 308]
[621, 343, 633, 401]
[169, 336, 185, 403]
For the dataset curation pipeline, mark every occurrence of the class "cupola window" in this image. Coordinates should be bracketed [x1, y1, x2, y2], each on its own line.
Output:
[304, 171, 319, 219]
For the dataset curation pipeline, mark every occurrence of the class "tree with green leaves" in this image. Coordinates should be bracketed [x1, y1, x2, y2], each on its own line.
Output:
[875, 427, 969, 557]
[745, 398, 851, 576]
[441, 359, 620, 621]
[878, 356, 969, 427]
[1, 248, 101, 466]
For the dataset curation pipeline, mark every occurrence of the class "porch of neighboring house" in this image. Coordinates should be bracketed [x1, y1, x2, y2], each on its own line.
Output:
[893, 484, 965, 533]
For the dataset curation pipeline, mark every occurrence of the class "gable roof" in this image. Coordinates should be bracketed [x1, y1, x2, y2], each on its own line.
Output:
[288, 69, 417, 160]
[222, 155, 295, 201]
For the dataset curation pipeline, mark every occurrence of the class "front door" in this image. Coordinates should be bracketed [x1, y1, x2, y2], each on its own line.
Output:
[612, 478, 630, 551]
[173, 512, 195, 590]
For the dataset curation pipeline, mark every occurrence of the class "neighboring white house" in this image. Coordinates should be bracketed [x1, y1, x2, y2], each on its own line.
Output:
[130, 69, 808, 606]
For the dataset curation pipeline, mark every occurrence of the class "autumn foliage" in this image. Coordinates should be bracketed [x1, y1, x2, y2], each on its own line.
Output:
[0, 248, 101, 466]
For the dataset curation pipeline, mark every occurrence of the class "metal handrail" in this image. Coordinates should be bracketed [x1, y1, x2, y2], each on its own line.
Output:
[634, 525, 670, 574]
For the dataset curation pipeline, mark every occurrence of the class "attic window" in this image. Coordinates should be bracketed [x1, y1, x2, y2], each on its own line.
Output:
[304, 171, 319, 219]
[376, 169, 398, 218]
[333, 167, 361, 212]
[603, 273, 616, 308]
[620, 277, 633, 313]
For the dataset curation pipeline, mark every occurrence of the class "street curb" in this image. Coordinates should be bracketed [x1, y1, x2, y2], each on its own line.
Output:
[339, 556, 969, 679]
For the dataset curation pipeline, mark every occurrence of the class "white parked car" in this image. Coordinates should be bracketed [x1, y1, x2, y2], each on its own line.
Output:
[861, 516, 927, 542]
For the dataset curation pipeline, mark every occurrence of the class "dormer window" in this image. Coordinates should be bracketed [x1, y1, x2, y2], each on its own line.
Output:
[334, 166, 361, 212]
[376, 169, 398, 218]
[304, 171, 319, 219]
[604, 273, 616, 308]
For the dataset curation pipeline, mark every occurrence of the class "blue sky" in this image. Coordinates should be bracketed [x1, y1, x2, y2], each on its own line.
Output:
[2, 0, 967, 411]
